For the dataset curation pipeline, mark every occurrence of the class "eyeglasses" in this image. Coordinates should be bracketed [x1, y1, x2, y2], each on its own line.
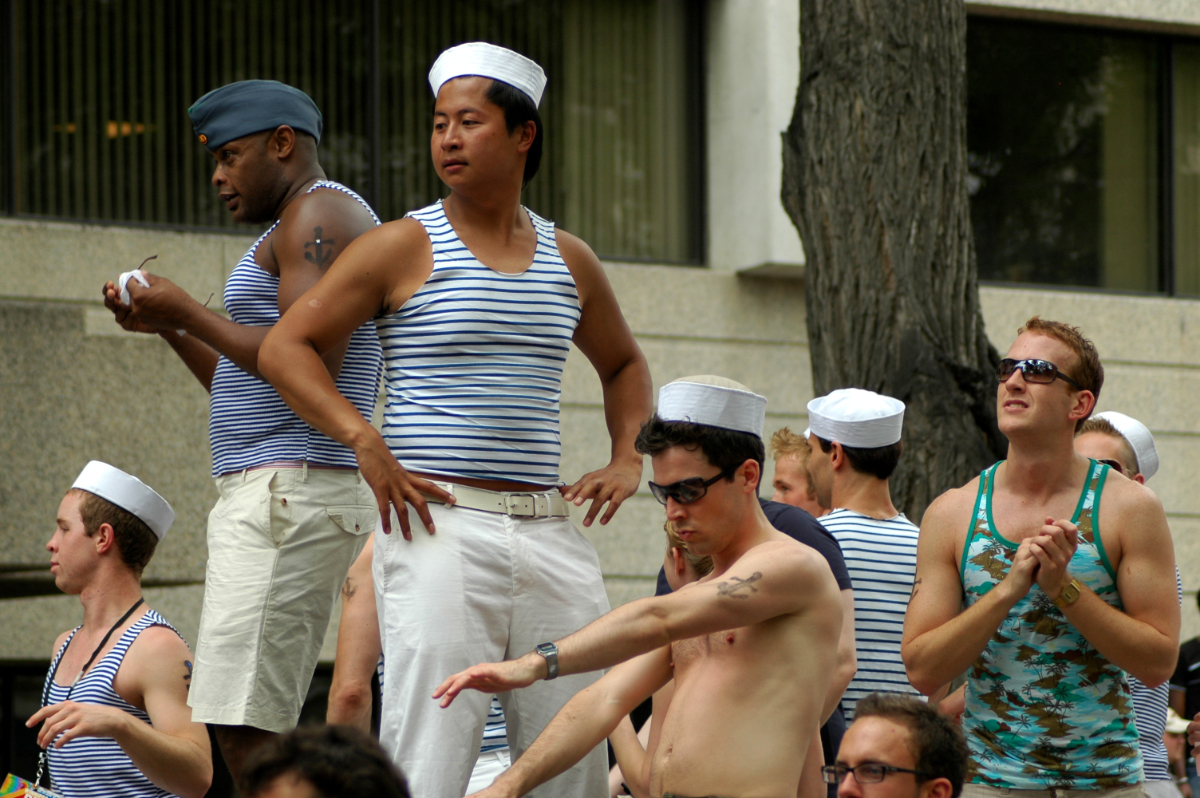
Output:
[648, 467, 735, 506]
[821, 764, 931, 785]
[997, 358, 1082, 390]
[1097, 458, 1126, 475]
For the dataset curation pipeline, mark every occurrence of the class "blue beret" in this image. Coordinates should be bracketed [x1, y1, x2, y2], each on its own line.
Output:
[188, 80, 322, 151]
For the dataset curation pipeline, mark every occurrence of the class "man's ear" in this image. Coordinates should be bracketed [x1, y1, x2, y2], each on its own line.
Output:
[516, 120, 536, 154]
[1069, 391, 1097, 426]
[671, 547, 687, 577]
[1134, 473, 1146, 485]
[93, 523, 118, 556]
[270, 125, 297, 159]
[829, 441, 846, 472]
[738, 459, 761, 493]
[919, 777, 954, 798]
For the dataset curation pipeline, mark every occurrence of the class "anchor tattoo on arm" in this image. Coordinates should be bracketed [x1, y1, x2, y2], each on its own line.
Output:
[184, 660, 192, 691]
[910, 577, 922, 601]
[716, 572, 763, 599]
[304, 226, 336, 268]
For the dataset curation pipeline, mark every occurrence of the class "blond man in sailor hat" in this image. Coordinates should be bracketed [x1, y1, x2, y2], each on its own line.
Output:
[804, 388, 924, 719]
[26, 461, 212, 798]
[432, 376, 843, 798]
[259, 42, 651, 797]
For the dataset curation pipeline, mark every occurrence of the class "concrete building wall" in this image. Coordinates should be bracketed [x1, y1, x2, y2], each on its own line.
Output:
[1, 217, 1197, 660]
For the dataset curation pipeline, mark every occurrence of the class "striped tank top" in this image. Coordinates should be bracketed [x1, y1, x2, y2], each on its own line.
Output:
[375, 200, 581, 485]
[961, 460, 1142, 789]
[42, 610, 185, 798]
[209, 180, 383, 476]
[376, 657, 508, 752]
[1132, 567, 1183, 782]
[818, 510, 923, 719]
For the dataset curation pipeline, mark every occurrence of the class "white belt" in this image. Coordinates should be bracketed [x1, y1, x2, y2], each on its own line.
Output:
[422, 482, 570, 519]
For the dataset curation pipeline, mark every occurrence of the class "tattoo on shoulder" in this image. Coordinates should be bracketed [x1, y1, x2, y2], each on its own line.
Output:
[341, 577, 357, 599]
[304, 226, 336, 268]
[184, 660, 192, 691]
[910, 577, 922, 600]
[716, 572, 763, 599]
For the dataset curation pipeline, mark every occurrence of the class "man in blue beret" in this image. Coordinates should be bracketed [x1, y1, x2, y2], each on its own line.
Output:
[101, 79, 384, 781]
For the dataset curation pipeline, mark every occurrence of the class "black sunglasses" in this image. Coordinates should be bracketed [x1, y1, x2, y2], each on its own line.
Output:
[822, 764, 932, 785]
[1097, 458, 1125, 475]
[648, 466, 736, 506]
[997, 358, 1082, 390]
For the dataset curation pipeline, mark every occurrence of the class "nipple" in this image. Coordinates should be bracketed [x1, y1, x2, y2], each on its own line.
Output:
[726, 633, 736, 645]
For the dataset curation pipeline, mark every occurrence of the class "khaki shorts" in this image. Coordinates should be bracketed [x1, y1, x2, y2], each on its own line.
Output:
[188, 465, 375, 732]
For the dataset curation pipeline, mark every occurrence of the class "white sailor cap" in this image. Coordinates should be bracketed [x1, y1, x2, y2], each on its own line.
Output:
[657, 376, 767, 438]
[806, 388, 905, 448]
[1092, 411, 1159, 480]
[71, 461, 175, 540]
[429, 42, 547, 106]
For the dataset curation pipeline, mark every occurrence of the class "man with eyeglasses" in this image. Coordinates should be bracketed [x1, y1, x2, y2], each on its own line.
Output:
[903, 316, 1179, 798]
[828, 693, 966, 798]
[433, 376, 844, 798]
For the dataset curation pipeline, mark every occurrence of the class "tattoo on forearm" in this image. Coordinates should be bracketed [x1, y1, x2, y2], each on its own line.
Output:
[304, 226, 336, 267]
[910, 577, 922, 601]
[184, 660, 192, 691]
[716, 572, 762, 599]
[341, 577, 357, 599]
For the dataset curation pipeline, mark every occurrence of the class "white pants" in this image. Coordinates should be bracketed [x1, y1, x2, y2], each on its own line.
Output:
[374, 502, 611, 798]
[468, 748, 512, 793]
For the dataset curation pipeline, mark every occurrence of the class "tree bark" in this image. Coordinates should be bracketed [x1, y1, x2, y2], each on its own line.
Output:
[781, 0, 1007, 523]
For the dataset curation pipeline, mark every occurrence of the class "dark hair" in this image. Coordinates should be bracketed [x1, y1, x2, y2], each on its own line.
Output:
[71, 489, 158, 576]
[854, 693, 969, 798]
[1018, 316, 1104, 431]
[240, 725, 410, 798]
[816, 436, 903, 480]
[487, 79, 543, 187]
[635, 415, 766, 489]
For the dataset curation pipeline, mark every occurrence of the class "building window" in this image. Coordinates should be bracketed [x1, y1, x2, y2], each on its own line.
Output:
[0, 0, 704, 264]
[967, 16, 1200, 295]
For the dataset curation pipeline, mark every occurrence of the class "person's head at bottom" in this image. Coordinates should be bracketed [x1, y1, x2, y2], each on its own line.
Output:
[239, 725, 410, 798]
[827, 694, 967, 798]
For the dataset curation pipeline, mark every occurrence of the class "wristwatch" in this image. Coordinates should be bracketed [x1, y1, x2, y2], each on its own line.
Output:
[1053, 577, 1083, 609]
[535, 642, 559, 680]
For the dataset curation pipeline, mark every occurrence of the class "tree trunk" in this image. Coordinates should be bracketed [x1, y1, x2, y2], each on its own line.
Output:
[781, 0, 1007, 523]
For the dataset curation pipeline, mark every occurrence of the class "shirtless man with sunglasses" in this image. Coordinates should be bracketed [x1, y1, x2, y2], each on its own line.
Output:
[903, 317, 1178, 798]
[434, 376, 844, 798]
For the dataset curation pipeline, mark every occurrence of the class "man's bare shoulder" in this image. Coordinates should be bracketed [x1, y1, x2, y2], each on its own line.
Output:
[48, 629, 72, 660]
[125, 624, 193, 668]
[552, 228, 607, 295]
[922, 476, 982, 537]
[282, 183, 376, 230]
[1102, 469, 1165, 514]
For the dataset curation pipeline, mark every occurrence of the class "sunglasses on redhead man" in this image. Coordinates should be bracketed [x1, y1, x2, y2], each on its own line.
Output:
[648, 465, 737, 506]
[996, 358, 1082, 390]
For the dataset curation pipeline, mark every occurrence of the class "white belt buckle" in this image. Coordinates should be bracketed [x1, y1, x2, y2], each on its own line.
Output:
[504, 493, 538, 518]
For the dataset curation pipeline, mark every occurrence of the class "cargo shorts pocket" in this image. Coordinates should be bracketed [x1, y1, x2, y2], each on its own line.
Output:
[327, 505, 377, 536]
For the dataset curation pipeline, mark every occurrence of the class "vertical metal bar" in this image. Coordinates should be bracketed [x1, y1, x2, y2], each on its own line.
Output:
[1160, 39, 1176, 295]
[688, 0, 707, 265]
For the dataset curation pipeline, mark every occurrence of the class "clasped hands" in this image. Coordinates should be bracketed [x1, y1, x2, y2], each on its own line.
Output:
[1005, 518, 1080, 603]
[102, 269, 193, 334]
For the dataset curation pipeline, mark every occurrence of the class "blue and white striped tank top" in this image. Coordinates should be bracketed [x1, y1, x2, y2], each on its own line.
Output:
[376, 657, 508, 752]
[43, 610, 185, 798]
[376, 200, 581, 485]
[209, 180, 383, 476]
[1132, 567, 1184, 782]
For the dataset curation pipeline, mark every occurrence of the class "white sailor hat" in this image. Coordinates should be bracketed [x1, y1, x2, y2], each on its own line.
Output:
[806, 388, 905, 448]
[429, 42, 547, 106]
[657, 376, 767, 438]
[71, 461, 175, 540]
[1092, 411, 1159, 480]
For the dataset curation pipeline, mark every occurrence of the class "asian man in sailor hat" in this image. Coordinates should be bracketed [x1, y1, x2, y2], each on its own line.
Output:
[431, 376, 843, 798]
[804, 388, 924, 719]
[26, 461, 213, 798]
[258, 42, 652, 798]
[100, 79, 384, 780]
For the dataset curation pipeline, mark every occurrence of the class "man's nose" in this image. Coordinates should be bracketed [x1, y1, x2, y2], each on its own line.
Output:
[665, 497, 687, 520]
[837, 771, 862, 798]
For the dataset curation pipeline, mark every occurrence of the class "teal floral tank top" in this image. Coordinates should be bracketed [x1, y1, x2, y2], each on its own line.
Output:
[960, 460, 1142, 789]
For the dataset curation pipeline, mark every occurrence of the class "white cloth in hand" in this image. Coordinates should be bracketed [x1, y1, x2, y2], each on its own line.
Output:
[117, 269, 150, 306]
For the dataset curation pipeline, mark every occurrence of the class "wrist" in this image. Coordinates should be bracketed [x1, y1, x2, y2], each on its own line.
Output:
[525, 650, 551, 682]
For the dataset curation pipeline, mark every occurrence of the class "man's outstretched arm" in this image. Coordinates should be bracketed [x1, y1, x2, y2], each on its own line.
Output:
[472, 648, 673, 798]
[435, 539, 839, 705]
[902, 486, 1039, 695]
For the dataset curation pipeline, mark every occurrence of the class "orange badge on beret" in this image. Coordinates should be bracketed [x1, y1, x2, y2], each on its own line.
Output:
[198, 133, 208, 144]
